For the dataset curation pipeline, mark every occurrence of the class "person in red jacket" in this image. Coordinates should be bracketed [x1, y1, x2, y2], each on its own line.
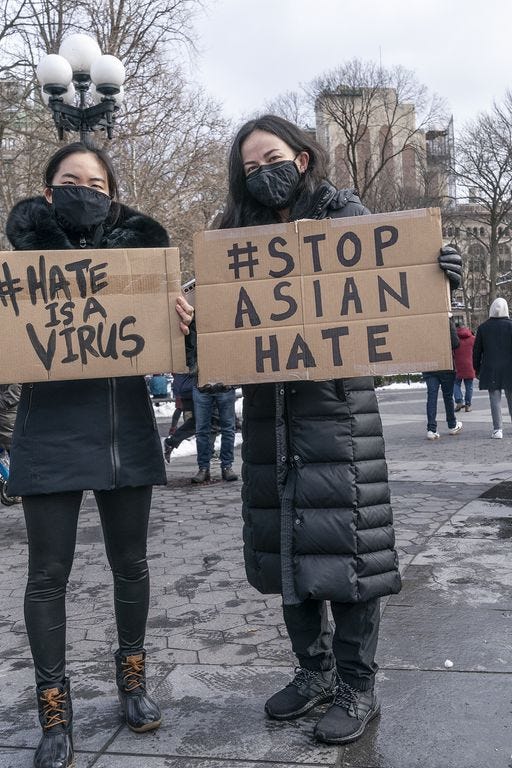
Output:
[453, 324, 476, 412]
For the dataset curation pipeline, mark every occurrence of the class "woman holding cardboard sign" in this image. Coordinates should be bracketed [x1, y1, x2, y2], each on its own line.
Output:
[219, 115, 462, 745]
[5, 142, 193, 768]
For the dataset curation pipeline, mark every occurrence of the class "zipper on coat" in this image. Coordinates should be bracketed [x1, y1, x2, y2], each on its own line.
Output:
[79, 235, 86, 248]
[108, 378, 121, 487]
[275, 384, 288, 494]
[22, 384, 34, 435]
[283, 385, 303, 469]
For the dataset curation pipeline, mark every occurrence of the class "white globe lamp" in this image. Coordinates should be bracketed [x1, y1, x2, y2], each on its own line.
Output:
[91, 55, 125, 89]
[36, 54, 73, 95]
[58, 34, 101, 74]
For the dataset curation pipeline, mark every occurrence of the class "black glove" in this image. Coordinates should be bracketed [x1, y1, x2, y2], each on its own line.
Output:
[438, 245, 462, 291]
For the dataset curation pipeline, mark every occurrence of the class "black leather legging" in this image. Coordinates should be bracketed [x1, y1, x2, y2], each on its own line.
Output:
[23, 486, 152, 688]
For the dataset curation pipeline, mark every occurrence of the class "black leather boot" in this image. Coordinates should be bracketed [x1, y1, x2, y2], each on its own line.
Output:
[115, 649, 161, 733]
[34, 677, 74, 768]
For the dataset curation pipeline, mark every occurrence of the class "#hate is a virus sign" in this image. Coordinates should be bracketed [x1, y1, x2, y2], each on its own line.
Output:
[0, 247, 186, 383]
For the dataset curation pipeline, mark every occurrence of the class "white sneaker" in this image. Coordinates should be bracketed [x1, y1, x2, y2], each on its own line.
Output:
[427, 430, 440, 440]
[492, 429, 503, 439]
[448, 421, 463, 435]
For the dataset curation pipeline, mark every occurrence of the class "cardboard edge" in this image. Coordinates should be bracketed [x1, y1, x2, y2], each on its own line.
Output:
[166, 248, 187, 373]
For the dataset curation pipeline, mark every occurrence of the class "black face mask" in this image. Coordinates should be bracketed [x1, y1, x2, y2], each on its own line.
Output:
[245, 160, 301, 210]
[51, 185, 112, 232]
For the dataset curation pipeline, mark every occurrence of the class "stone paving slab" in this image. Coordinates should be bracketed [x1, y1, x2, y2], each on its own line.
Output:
[0, 658, 168, 751]
[0, 748, 98, 768]
[379, 602, 512, 672]
[94, 758, 320, 768]
[340, 669, 512, 768]
[105, 665, 338, 765]
[387, 460, 512, 484]
[436, 498, 512, 539]
[413, 536, 512, 607]
[2, 390, 512, 766]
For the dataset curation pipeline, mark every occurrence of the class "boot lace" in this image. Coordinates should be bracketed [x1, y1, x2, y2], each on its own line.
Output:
[291, 667, 329, 692]
[40, 688, 67, 730]
[333, 679, 359, 710]
[121, 654, 145, 691]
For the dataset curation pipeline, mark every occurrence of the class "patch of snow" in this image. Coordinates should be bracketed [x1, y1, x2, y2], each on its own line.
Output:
[378, 381, 426, 390]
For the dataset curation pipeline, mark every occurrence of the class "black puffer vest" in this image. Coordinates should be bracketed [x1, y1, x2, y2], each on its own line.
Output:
[241, 183, 401, 604]
[5, 196, 169, 495]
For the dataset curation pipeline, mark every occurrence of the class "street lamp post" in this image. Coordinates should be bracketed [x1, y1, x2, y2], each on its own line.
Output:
[36, 34, 125, 142]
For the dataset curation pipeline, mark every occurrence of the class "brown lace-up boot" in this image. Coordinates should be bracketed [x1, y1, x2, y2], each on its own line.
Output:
[115, 649, 161, 733]
[34, 677, 74, 768]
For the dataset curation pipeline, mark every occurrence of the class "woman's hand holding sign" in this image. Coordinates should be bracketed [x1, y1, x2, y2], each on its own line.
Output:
[176, 294, 194, 335]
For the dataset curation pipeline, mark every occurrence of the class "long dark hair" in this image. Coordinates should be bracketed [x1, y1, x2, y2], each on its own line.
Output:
[44, 141, 119, 200]
[219, 114, 330, 229]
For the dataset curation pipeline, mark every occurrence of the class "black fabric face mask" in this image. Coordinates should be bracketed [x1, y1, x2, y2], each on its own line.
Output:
[51, 185, 112, 232]
[245, 160, 301, 210]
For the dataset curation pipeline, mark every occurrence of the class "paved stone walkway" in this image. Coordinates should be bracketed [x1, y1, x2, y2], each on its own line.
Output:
[0, 387, 511, 767]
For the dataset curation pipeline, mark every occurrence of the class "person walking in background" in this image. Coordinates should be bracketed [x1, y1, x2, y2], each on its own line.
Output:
[191, 383, 238, 483]
[0, 384, 21, 452]
[423, 316, 463, 440]
[5, 142, 194, 768]
[453, 324, 476, 412]
[164, 372, 196, 462]
[473, 297, 512, 439]
[164, 373, 220, 464]
[215, 113, 461, 745]
[0, 384, 22, 505]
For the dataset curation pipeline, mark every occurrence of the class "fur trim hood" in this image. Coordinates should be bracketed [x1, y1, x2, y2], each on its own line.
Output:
[6, 195, 170, 251]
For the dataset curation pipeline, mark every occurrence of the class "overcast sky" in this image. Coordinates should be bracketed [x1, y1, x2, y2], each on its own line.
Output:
[192, 0, 511, 132]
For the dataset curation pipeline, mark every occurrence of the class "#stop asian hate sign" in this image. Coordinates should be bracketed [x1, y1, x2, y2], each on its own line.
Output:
[193, 208, 453, 386]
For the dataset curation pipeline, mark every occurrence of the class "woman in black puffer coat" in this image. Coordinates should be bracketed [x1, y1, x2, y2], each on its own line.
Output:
[218, 115, 461, 746]
[5, 142, 193, 768]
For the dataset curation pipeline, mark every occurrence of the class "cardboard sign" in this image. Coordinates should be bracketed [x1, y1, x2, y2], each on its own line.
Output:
[193, 208, 453, 385]
[0, 247, 186, 384]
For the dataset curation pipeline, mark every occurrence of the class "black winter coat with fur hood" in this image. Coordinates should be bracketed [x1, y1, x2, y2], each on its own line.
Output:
[241, 183, 401, 604]
[5, 196, 168, 495]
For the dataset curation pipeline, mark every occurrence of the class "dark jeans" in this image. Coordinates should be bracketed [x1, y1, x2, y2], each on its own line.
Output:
[424, 371, 456, 432]
[193, 387, 236, 469]
[454, 377, 474, 405]
[23, 486, 152, 688]
[283, 597, 380, 691]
